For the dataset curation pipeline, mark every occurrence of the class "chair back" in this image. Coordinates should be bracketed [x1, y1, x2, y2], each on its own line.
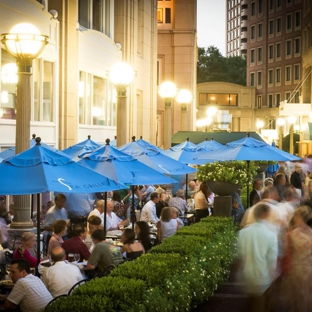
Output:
[45, 294, 67, 307]
[68, 278, 89, 296]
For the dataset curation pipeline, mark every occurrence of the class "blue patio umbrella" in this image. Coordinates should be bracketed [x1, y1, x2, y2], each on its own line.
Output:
[197, 137, 223, 151]
[0, 134, 57, 160]
[78, 139, 178, 230]
[0, 137, 126, 266]
[118, 136, 196, 175]
[62, 135, 101, 160]
[194, 136, 301, 164]
[0, 138, 126, 195]
[162, 138, 204, 165]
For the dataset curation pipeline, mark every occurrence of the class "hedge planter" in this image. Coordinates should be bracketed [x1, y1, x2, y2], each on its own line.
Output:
[44, 217, 237, 312]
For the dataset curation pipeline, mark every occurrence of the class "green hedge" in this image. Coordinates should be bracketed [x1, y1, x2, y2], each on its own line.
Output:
[44, 217, 237, 312]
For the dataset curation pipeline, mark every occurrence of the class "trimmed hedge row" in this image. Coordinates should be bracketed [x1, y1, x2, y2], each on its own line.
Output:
[44, 217, 237, 312]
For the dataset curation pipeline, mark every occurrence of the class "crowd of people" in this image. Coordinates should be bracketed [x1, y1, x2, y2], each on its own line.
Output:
[238, 162, 312, 312]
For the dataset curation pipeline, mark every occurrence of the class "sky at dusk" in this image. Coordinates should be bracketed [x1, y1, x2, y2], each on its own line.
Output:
[197, 0, 226, 55]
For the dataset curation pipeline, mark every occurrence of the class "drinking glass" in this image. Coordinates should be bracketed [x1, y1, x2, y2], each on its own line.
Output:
[74, 254, 80, 262]
[68, 253, 74, 262]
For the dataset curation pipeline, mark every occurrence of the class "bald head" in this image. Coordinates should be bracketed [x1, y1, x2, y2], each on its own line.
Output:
[95, 200, 104, 213]
[51, 246, 66, 263]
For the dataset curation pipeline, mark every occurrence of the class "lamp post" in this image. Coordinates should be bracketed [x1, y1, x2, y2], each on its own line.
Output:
[108, 62, 135, 147]
[158, 81, 178, 149]
[288, 116, 296, 154]
[277, 117, 285, 150]
[1, 23, 48, 229]
[175, 89, 192, 131]
[256, 119, 264, 134]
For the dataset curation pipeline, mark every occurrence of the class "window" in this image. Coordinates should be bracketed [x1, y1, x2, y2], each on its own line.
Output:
[276, 68, 281, 83]
[251, 2, 256, 15]
[251, 49, 255, 63]
[258, 47, 263, 62]
[286, 40, 292, 56]
[294, 92, 300, 103]
[269, 0, 274, 10]
[79, 71, 116, 126]
[257, 71, 262, 86]
[294, 38, 301, 54]
[276, 17, 281, 33]
[198, 93, 238, 106]
[268, 45, 274, 60]
[250, 72, 255, 86]
[78, 0, 112, 36]
[285, 66, 291, 82]
[277, 0, 281, 8]
[294, 64, 300, 80]
[258, 23, 263, 38]
[268, 94, 273, 107]
[251, 26, 256, 40]
[276, 93, 281, 107]
[257, 95, 262, 109]
[165, 8, 171, 23]
[285, 92, 291, 102]
[268, 69, 274, 84]
[259, 0, 263, 14]
[269, 20, 274, 35]
[286, 14, 292, 31]
[276, 43, 281, 58]
[295, 11, 301, 28]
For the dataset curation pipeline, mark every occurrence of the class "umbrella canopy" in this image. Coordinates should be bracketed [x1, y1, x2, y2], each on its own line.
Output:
[0, 134, 57, 160]
[118, 137, 196, 175]
[78, 140, 178, 185]
[194, 136, 301, 164]
[162, 138, 204, 165]
[197, 137, 223, 151]
[0, 138, 126, 195]
[62, 135, 101, 160]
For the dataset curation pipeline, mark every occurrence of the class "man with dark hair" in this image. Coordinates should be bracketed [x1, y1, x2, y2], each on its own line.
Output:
[86, 229, 115, 272]
[62, 224, 90, 261]
[238, 204, 278, 311]
[42, 247, 83, 298]
[249, 179, 262, 206]
[43, 193, 70, 236]
[140, 192, 160, 224]
[0, 259, 52, 311]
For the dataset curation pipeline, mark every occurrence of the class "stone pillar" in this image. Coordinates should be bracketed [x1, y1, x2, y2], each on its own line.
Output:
[164, 99, 172, 149]
[11, 64, 33, 229]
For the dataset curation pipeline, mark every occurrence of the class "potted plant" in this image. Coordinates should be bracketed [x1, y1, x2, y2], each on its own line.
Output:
[197, 161, 258, 196]
[253, 161, 277, 173]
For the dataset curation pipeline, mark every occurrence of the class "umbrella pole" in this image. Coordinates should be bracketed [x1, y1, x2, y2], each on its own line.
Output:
[104, 192, 107, 234]
[247, 161, 250, 208]
[31, 195, 34, 220]
[185, 173, 188, 200]
[36, 193, 41, 275]
[131, 185, 135, 231]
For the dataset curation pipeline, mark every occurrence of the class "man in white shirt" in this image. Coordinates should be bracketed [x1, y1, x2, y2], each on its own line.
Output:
[140, 192, 160, 224]
[88, 199, 105, 228]
[238, 203, 278, 311]
[0, 259, 52, 312]
[106, 200, 128, 231]
[42, 246, 84, 298]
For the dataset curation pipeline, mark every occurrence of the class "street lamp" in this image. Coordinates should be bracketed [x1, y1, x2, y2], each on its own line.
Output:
[175, 89, 192, 131]
[108, 62, 135, 147]
[158, 81, 178, 149]
[256, 119, 264, 134]
[277, 117, 285, 150]
[1, 23, 48, 229]
[288, 116, 296, 154]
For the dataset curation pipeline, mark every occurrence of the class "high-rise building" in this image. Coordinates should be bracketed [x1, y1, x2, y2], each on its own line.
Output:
[226, 0, 248, 57]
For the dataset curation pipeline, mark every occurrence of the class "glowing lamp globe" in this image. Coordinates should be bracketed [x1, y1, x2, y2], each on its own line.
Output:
[108, 62, 135, 87]
[176, 89, 192, 104]
[158, 81, 178, 99]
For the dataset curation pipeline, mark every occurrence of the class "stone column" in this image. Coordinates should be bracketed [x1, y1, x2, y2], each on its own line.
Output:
[11, 64, 33, 229]
[181, 104, 188, 131]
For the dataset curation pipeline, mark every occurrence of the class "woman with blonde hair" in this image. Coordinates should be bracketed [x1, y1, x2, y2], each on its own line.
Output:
[13, 232, 38, 267]
[282, 206, 312, 311]
[157, 207, 180, 242]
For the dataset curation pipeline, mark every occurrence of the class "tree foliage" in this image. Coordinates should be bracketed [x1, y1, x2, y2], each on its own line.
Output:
[197, 46, 247, 85]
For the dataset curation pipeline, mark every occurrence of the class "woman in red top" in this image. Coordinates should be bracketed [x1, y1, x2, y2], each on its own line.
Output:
[13, 232, 38, 267]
